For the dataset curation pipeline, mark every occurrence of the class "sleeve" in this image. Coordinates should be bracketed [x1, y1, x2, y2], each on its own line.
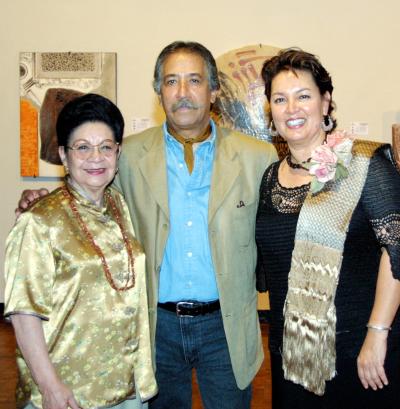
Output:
[256, 244, 268, 292]
[361, 145, 400, 279]
[4, 211, 56, 320]
[255, 165, 275, 293]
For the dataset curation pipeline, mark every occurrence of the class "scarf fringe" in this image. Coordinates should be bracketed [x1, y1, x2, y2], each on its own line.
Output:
[283, 306, 337, 395]
[283, 241, 340, 395]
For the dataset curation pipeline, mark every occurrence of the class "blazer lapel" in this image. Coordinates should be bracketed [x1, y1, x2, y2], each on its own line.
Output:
[208, 128, 240, 223]
[138, 129, 169, 218]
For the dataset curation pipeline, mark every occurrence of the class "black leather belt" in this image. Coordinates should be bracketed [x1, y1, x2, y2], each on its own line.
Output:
[158, 300, 220, 317]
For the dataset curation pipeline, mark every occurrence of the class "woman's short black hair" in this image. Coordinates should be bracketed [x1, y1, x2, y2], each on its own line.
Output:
[56, 93, 124, 147]
[261, 48, 336, 130]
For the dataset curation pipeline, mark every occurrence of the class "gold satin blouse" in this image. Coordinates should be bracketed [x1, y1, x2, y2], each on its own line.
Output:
[4, 183, 157, 408]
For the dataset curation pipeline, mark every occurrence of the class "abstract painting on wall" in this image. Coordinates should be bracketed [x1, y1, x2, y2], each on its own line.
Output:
[20, 52, 116, 177]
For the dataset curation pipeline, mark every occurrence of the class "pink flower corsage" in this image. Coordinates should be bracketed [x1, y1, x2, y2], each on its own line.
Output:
[303, 130, 354, 194]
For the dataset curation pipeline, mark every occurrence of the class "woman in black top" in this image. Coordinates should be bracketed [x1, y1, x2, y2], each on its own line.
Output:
[256, 48, 400, 409]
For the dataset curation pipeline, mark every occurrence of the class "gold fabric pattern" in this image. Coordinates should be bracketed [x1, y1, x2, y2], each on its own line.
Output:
[4, 183, 157, 408]
[282, 140, 380, 395]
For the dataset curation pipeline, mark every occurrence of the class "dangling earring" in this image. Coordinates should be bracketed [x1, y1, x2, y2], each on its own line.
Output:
[321, 115, 334, 132]
[269, 120, 278, 137]
[64, 165, 69, 175]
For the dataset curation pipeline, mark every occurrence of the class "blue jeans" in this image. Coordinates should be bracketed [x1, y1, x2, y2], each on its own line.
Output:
[149, 306, 251, 409]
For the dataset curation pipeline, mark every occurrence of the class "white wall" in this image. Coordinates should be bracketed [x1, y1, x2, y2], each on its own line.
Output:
[1, 0, 400, 301]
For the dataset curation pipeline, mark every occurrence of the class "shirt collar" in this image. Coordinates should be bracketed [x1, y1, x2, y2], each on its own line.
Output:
[65, 177, 109, 215]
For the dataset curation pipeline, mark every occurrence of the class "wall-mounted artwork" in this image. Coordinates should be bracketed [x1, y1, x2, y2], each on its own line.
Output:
[393, 124, 400, 169]
[20, 52, 116, 177]
[212, 44, 289, 159]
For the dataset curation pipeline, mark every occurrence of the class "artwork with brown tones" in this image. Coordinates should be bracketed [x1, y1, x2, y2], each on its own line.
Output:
[392, 124, 400, 169]
[20, 52, 117, 177]
[212, 44, 288, 159]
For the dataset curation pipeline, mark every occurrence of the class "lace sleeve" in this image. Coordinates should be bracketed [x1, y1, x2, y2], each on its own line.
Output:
[362, 145, 400, 279]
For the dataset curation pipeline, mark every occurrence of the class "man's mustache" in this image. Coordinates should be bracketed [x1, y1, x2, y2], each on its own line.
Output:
[172, 98, 200, 112]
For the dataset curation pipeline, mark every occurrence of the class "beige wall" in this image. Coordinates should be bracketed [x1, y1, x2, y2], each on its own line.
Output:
[1, 0, 400, 301]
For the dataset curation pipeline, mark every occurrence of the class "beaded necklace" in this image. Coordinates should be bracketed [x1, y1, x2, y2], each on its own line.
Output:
[286, 154, 311, 171]
[62, 185, 135, 291]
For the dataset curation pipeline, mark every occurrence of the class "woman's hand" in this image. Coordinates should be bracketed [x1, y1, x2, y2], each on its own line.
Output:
[357, 249, 400, 390]
[40, 379, 80, 409]
[357, 329, 388, 390]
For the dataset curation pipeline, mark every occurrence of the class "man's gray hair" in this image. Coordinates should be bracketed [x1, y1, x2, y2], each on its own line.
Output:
[152, 41, 220, 94]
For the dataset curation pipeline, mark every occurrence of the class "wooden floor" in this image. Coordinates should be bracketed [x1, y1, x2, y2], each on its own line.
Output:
[0, 320, 271, 409]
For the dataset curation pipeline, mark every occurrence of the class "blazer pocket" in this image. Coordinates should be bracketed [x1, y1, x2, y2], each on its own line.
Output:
[233, 201, 257, 247]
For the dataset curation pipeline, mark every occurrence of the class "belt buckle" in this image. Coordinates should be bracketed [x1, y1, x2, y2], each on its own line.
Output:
[176, 301, 195, 317]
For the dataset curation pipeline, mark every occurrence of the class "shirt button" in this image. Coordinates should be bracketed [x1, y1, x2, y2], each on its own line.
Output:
[187, 192, 192, 197]
[179, 163, 184, 168]
[187, 221, 192, 227]
[187, 252, 193, 258]
[112, 242, 124, 251]
[98, 215, 110, 223]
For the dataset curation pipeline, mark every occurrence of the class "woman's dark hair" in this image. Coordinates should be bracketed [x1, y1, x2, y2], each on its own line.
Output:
[56, 93, 124, 147]
[261, 48, 336, 130]
[152, 41, 220, 94]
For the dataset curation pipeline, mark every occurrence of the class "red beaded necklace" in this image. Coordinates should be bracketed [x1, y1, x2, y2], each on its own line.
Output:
[62, 185, 135, 291]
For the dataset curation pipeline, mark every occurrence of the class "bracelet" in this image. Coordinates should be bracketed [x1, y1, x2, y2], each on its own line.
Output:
[366, 324, 392, 331]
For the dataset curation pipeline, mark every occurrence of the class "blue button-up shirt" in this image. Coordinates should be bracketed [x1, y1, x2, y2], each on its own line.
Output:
[158, 121, 219, 302]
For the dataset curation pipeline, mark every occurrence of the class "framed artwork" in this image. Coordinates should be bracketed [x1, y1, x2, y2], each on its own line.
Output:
[19, 52, 117, 177]
[393, 124, 400, 169]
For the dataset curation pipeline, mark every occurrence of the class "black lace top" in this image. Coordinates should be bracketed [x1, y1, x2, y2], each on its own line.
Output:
[256, 145, 400, 356]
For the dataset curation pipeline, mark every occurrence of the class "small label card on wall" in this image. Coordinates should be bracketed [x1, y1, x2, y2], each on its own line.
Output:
[132, 118, 152, 134]
[350, 122, 369, 137]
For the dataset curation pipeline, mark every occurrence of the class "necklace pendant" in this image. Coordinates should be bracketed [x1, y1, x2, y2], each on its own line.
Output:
[98, 215, 110, 223]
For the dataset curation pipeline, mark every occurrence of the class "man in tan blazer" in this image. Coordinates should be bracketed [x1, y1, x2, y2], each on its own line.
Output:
[17, 41, 277, 408]
[115, 42, 277, 408]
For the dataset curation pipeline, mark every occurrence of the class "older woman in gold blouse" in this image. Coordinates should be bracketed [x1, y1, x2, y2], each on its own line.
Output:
[4, 94, 157, 409]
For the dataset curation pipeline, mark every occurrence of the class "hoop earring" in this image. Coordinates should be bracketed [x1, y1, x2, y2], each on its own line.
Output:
[321, 115, 334, 132]
[269, 120, 279, 137]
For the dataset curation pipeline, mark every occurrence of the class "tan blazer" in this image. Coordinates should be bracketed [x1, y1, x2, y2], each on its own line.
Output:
[115, 125, 278, 389]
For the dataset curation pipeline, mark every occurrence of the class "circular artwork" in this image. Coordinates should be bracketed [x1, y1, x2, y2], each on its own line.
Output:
[212, 44, 288, 158]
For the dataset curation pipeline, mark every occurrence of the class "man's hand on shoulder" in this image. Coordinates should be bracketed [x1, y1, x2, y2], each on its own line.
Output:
[16, 188, 49, 218]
